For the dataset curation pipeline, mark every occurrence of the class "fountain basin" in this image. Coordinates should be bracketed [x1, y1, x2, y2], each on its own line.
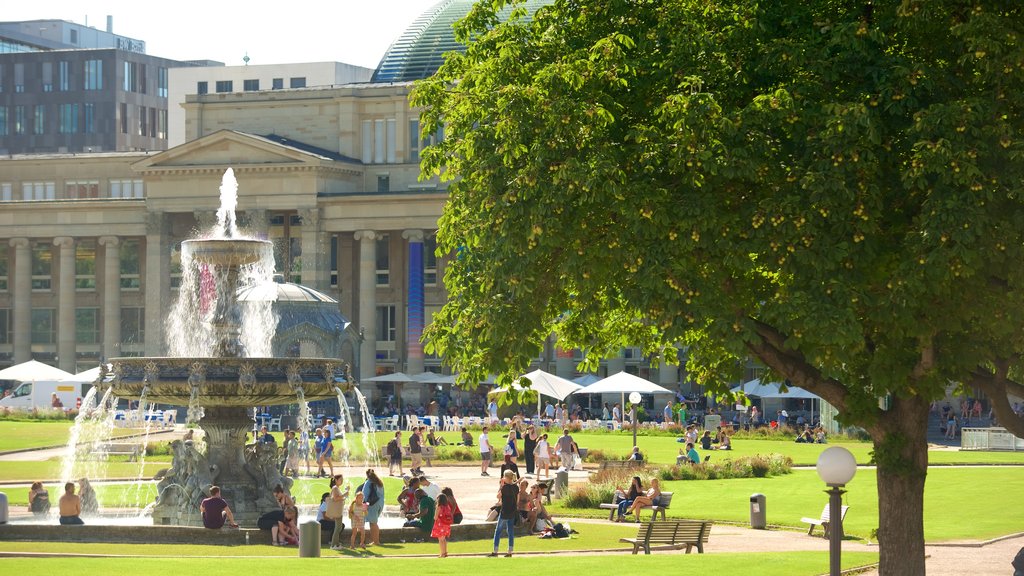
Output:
[106, 357, 348, 406]
[181, 238, 272, 267]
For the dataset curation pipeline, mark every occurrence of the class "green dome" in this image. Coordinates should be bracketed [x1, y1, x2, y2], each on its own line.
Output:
[372, 0, 553, 83]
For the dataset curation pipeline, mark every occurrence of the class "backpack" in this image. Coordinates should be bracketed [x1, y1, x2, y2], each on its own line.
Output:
[364, 481, 380, 506]
[387, 439, 400, 457]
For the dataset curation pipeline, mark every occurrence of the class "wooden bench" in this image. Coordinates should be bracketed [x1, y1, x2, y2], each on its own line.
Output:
[378, 445, 437, 460]
[801, 503, 849, 538]
[85, 442, 142, 461]
[535, 478, 554, 504]
[599, 491, 673, 521]
[619, 519, 713, 554]
[598, 459, 643, 471]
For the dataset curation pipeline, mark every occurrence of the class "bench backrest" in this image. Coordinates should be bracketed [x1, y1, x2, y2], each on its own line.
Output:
[819, 503, 849, 523]
[636, 520, 713, 544]
[657, 492, 673, 508]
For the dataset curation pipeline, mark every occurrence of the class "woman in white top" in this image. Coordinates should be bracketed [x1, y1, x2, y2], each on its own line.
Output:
[534, 434, 552, 479]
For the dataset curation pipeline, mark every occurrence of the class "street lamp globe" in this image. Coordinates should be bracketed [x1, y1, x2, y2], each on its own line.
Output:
[816, 446, 857, 486]
[628, 392, 642, 405]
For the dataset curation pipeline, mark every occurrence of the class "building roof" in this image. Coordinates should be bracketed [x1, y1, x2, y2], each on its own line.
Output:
[257, 134, 362, 164]
[371, 0, 553, 83]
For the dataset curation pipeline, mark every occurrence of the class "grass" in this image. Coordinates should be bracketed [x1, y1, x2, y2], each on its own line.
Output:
[0, 552, 879, 575]
[0, 460, 169, 484]
[0, 421, 137, 452]
[550, 467, 1024, 542]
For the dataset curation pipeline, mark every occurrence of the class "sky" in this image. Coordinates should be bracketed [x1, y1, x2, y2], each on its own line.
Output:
[5, 0, 444, 70]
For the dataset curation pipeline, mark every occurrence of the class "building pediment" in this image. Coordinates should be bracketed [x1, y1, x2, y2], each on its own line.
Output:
[132, 130, 362, 175]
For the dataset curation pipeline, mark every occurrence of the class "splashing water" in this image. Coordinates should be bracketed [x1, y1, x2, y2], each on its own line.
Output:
[214, 168, 239, 238]
[353, 388, 381, 469]
[334, 387, 352, 467]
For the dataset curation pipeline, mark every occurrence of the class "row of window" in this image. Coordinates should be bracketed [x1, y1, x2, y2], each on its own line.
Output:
[0, 60, 107, 93]
[115, 103, 168, 138]
[0, 179, 143, 202]
[0, 240, 141, 293]
[0, 307, 144, 346]
[361, 118, 443, 165]
[196, 76, 306, 95]
[0, 102, 166, 139]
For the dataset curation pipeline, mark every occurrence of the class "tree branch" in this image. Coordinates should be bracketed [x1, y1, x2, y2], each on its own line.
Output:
[969, 364, 1024, 439]
[744, 318, 850, 411]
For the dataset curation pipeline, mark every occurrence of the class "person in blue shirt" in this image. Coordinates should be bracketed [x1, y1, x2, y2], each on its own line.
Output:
[257, 425, 275, 445]
[686, 442, 700, 464]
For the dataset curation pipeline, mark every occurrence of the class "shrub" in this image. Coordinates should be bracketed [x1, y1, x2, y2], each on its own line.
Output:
[659, 453, 793, 481]
[439, 446, 476, 461]
[582, 448, 628, 463]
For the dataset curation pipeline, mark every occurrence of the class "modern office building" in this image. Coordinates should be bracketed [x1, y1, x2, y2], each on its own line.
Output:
[0, 1, 683, 408]
[0, 18, 184, 155]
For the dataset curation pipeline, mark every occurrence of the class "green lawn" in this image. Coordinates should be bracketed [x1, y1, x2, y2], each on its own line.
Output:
[0, 551, 879, 576]
[0, 460, 169, 484]
[0, 421, 138, 452]
[551, 467, 1024, 542]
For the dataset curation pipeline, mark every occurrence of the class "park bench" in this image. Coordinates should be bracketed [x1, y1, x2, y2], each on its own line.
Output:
[801, 503, 849, 538]
[599, 491, 674, 521]
[598, 459, 643, 471]
[535, 478, 554, 504]
[619, 519, 713, 554]
[378, 445, 436, 460]
[83, 442, 142, 461]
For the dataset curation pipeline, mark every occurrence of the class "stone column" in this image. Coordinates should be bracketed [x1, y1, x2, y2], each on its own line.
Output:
[402, 229, 425, 375]
[300, 208, 323, 290]
[144, 213, 169, 356]
[354, 230, 377, 380]
[99, 236, 121, 360]
[10, 238, 31, 363]
[54, 237, 76, 373]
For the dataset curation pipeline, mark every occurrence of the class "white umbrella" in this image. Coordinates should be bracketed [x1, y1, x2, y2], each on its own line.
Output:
[0, 359, 75, 382]
[490, 369, 583, 420]
[66, 364, 112, 385]
[362, 371, 417, 382]
[573, 373, 601, 386]
[576, 371, 673, 395]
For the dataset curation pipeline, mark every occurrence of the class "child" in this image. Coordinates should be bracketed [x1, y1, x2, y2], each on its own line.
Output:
[349, 491, 368, 548]
[432, 492, 454, 558]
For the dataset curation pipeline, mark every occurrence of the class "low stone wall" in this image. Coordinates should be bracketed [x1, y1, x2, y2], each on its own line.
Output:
[0, 520, 500, 546]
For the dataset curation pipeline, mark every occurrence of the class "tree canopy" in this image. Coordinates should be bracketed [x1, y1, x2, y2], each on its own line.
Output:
[412, 2, 1024, 572]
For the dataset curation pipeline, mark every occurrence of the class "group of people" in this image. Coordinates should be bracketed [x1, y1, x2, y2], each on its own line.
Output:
[395, 473, 462, 556]
[488, 468, 559, 557]
[612, 476, 663, 522]
[479, 424, 580, 480]
[254, 419, 342, 479]
[28, 478, 98, 524]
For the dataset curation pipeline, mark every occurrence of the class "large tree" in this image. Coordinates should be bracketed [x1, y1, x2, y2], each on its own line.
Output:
[412, 1, 1024, 573]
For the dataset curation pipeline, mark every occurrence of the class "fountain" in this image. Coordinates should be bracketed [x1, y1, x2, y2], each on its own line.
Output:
[97, 169, 353, 527]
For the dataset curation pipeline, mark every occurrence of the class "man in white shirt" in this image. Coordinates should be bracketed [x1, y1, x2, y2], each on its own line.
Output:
[479, 426, 492, 476]
[488, 400, 499, 424]
[419, 475, 441, 500]
[612, 403, 622, 423]
[544, 402, 555, 419]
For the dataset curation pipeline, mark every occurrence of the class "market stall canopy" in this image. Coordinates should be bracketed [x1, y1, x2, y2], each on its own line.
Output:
[574, 371, 673, 395]
[0, 359, 76, 382]
[362, 371, 417, 383]
[573, 373, 601, 386]
[489, 369, 583, 401]
[65, 364, 112, 384]
[731, 378, 820, 399]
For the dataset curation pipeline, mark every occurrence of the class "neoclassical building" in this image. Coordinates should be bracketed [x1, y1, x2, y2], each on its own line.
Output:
[0, 0, 683, 409]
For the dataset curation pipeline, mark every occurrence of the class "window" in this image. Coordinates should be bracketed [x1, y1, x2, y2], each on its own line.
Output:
[375, 119, 385, 163]
[119, 102, 128, 134]
[31, 243, 52, 291]
[377, 175, 390, 193]
[0, 183, 9, 202]
[170, 243, 182, 290]
[0, 244, 7, 291]
[14, 105, 25, 134]
[65, 180, 99, 199]
[33, 104, 45, 135]
[138, 105, 147, 136]
[31, 309, 56, 344]
[76, 308, 100, 344]
[120, 239, 141, 289]
[0, 106, 7, 136]
[156, 109, 167, 139]
[58, 103, 78, 134]
[329, 236, 338, 287]
[59, 61, 70, 91]
[14, 63, 24, 92]
[363, 118, 397, 164]
[157, 67, 168, 97]
[149, 107, 157, 137]
[377, 304, 397, 342]
[84, 103, 96, 134]
[409, 118, 444, 163]
[243, 79, 259, 91]
[0, 309, 10, 344]
[84, 60, 103, 90]
[75, 241, 96, 290]
[424, 234, 438, 286]
[22, 182, 56, 201]
[375, 234, 390, 286]
[41, 61, 53, 92]
[289, 77, 306, 88]
[70, 29, 78, 45]
[289, 237, 302, 283]
[215, 80, 233, 93]
[120, 307, 145, 346]
[197, 81, 208, 95]
[272, 78, 283, 89]
[123, 61, 139, 92]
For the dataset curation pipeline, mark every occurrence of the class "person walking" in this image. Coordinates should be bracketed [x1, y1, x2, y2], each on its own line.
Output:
[409, 426, 424, 475]
[362, 469, 385, 546]
[386, 431, 403, 477]
[488, 470, 519, 557]
[556, 429, 574, 470]
[523, 425, 538, 477]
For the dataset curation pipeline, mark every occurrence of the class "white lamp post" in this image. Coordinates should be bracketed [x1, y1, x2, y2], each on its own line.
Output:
[629, 392, 641, 447]
[816, 446, 857, 576]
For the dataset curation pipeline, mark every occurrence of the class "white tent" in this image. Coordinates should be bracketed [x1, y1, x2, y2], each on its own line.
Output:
[65, 364, 112, 385]
[573, 373, 601, 386]
[576, 371, 673, 395]
[731, 378, 818, 399]
[0, 359, 75, 382]
[489, 369, 583, 419]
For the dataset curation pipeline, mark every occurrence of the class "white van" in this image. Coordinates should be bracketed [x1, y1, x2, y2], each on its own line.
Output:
[0, 380, 87, 410]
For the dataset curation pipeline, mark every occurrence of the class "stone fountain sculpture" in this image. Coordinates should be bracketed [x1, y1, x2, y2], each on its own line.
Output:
[99, 169, 351, 526]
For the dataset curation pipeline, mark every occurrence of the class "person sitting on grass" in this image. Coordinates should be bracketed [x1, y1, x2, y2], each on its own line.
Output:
[200, 485, 238, 529]
[461, 427, 473, 446]
[719, 432, 732, 450]
[427, 427, 449, 446]
[686, 442, 701, 464]
[700, 430, 714, 451]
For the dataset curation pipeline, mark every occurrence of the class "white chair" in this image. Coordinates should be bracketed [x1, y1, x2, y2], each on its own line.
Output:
[269, 417, 282, 432]
[405, 414, 420, 431]
[387, 415, 400, 431]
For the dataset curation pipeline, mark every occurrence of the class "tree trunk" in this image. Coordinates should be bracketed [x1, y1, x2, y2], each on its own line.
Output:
[871, 396, 929, 575]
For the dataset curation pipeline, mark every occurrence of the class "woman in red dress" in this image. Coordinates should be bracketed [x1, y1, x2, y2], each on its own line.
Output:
[432, 493, 454, 557]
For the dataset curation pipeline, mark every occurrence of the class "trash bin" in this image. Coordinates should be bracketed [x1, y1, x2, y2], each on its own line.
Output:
[0, 492, 8, 524]
[554, 470, 569, 499]
[299, 520, 321, 557]
[750, 493, 766, 529]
